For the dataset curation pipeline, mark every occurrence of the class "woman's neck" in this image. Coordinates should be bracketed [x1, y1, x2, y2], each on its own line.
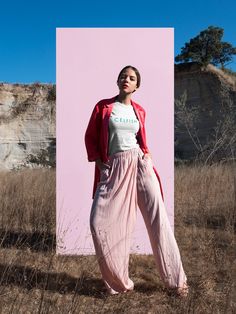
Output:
[116, 94, 132, 105]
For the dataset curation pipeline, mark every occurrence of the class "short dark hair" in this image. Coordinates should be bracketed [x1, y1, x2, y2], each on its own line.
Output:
[117, 65, 141, 88]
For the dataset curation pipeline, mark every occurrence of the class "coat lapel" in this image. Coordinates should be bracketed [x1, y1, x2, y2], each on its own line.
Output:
[131, 100, 144, 148]
[102, 97, 116, 161]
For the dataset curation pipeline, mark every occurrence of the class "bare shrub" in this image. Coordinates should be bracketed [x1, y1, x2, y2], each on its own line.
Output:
[47, 85, 56, 102]
[175, 89, 236, 164]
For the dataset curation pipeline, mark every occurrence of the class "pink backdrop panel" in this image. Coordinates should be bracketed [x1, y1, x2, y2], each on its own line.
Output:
[56, 28, 174, 255]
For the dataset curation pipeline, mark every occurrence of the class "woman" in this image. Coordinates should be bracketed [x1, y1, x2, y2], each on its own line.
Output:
[85, 65, 189, 297]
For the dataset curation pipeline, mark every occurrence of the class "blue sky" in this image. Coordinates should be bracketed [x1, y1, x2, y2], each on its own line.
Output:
[0, 0, 235, 83]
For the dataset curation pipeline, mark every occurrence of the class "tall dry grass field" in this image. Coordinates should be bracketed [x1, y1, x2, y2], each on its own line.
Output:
[0, 164, 235, 313]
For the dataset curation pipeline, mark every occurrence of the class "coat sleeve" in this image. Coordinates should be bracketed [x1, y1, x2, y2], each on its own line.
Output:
[84, 103, 101, 162]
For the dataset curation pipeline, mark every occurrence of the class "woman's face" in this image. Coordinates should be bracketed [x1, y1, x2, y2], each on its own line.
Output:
[117, 68, 138, 94]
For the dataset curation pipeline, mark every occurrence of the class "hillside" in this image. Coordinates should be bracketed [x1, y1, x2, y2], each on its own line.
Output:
[0, 64, 236, 170]
[175, 63, 236, 162]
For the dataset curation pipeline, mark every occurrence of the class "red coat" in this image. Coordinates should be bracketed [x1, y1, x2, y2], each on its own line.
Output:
[85, 95, 164, 200]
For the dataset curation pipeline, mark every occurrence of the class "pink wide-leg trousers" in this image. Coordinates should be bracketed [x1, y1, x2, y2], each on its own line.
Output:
[90, 147, 187, 294]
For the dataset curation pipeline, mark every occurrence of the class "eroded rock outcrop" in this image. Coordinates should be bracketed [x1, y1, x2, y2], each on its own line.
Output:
[175, 63, 236, 161]
[0, 83, 55, 170]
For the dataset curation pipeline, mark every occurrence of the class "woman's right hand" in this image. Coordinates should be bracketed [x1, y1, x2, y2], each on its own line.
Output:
[95, 159, 111, 171]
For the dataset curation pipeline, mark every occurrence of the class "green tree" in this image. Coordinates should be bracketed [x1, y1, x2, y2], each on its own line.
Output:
[212, 42, 236, 68]
[175, 26, 236, 68]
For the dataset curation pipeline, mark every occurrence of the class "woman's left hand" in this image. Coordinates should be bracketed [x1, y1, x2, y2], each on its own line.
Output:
[143, 152, 152, 160]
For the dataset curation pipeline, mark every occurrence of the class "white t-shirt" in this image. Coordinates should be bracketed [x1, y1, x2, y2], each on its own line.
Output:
[108, 101, 140, 156]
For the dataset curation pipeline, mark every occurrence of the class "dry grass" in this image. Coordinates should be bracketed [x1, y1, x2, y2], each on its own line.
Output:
[206, 64, 236, 90]
[0, 165, 235, 313]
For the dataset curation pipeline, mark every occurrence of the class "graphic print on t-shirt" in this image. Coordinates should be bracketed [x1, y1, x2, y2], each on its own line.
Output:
[108, 102, 140, 156]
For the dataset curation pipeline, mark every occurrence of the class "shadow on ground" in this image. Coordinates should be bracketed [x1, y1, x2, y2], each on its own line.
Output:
[0, 230, 55, 252]
[0, 263, 107, 298]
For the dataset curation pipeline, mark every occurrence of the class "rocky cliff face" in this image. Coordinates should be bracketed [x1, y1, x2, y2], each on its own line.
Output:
[175, 63, 236, 161]
[0, 83, 55, 170]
